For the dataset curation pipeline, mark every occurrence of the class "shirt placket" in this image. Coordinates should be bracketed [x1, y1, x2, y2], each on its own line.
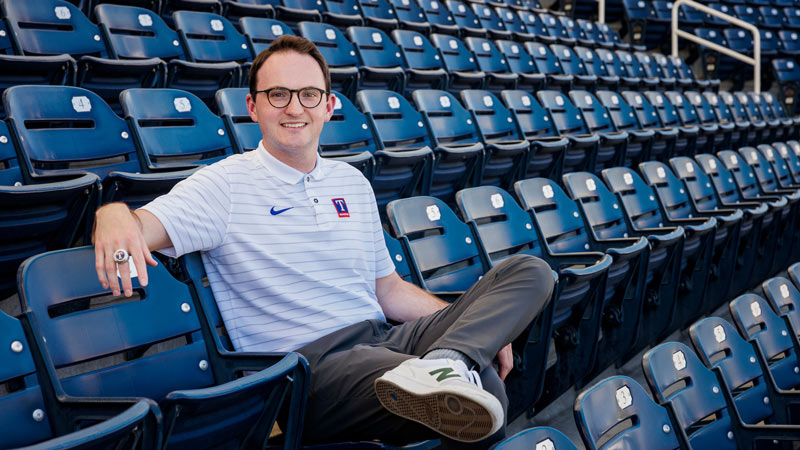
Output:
[304, 175, 329, 229]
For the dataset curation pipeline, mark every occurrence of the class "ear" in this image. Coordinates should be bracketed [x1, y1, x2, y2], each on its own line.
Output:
[323, 92, 336, 122]
[246, 93, 258, 123]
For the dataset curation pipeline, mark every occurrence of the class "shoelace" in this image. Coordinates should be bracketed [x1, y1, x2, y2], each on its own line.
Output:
[464, 368, 483, 389]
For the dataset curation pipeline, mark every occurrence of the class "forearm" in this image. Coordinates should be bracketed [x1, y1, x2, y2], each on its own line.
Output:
[376, 273, 450, 323]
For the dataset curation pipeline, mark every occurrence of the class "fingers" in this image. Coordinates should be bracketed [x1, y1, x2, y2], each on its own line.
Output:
[130, 238, 150, 288]
[105, 246, 122, 297]
[117, 256, 133, 297]
[95, 243, 109, 290]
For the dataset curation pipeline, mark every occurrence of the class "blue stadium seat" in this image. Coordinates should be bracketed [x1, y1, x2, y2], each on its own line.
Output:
[4, 0, 163, 113]
[595, 90, 655, 167]
[386, 194, 554, 421]
[500, 89, 569, 181]
[411, 89, 486, 194]
[458, 90, 530, 188]
[706, 2, 733, 27]
[491, 426, 579, 450]
[778, 30, 800, 58]
[322, 0, 364, 27]
[0, 308, 161, 449]
[694, 28, 735, 85]
[457, 185, 611, 411]
[576, 19, 615, 50]
[357, 0, 400, 31]
[221, 0, 277, 25]
[664, 90, 717, 155]
[761, 143, 800, 190]
[703, 91, 750, 149]
[416, 0, 459, 35]
[785, 6, 800, 29]
[273, 0, 324, 30]
[551, 45, 597, 90]
[622, 0, 662, 50]
[494, 40, 546, 92]
[538, 13, 575, 46]
[356, 90, 436, 210]
[536, 90, 600, 174]
[388, 0, 429, 34]
[524, 42, 573, 91]
[215, 87, 260, 153]
[390, 30, 449, 95]
[516, 10, 557, 45]
[0, 119, 99, 298]
[735, 91, 780, 144]
[622, 90, 679, 162]
[598, 22, 638, 52]
[444, 0, 486, 37]
[298, 22, 360, 100]
[162, 0, 223, 26]
[655, 54, 709, 91]
[791, 261, 800, 291]
[568, 90, 629, 171]
[771, 58, 800, 116]
[120, 88, 236, 170]
[0, 53, 75, 118]
[634, 51, 675, 89]
[383, 228, 418, 283]
[429, 34, 486, 93]
[494, 6, 536, 42]
[172, 10, 251, 83]
[643, 91, 699, 158]
[563, 171, 684, 351]
[317, 90, 376, 175]
[753, 92, 797, 141]
[4, 85, 195, 207]
[616, 50, 659, 90]
[763, 276, 800, 339]
[239, 17, 294, 56]
[683, 90, 734, 152]
[594, 48, 641, 90]
[573, 46, 620, 91]
[347, 26, 406, 93]
[514, 177, 649, 382]
[556, 16, 594, 48]
[470, 2, 511, 40]
[575, 375, 684, 450]
[730, 294, 800, 391]
[464, 37, 519, 93]
[639, 160, 742, 316]
[602, 166, 716, 329]
[95, 4, 239, 108]
[17, 246, 309, 450]
[723, 28, 757, 89]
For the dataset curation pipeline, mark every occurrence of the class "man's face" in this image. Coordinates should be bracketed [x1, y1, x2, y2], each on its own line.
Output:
[246, 51, 335, 160]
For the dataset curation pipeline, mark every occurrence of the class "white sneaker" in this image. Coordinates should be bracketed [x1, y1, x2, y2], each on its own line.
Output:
[374, 358, 504, 443]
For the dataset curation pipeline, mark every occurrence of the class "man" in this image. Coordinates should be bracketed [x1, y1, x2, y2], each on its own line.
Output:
[92, 35, 553, 448]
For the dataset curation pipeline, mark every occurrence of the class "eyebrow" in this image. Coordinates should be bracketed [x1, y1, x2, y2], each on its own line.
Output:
[263, 86, 327, 91]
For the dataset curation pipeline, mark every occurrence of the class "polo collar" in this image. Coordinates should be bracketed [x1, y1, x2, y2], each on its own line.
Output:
[255, 141, 326, 184]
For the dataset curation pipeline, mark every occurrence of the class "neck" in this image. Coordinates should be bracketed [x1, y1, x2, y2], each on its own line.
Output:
[266, 147, 317, 173]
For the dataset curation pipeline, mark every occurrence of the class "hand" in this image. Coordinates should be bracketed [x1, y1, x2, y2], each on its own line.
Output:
[93, 203, 158, 297]
[496, 343, 513, 381]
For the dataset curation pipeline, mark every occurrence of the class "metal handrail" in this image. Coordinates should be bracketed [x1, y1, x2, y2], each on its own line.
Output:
[598, 0, 605, 24]
[671, 0, 761, 92]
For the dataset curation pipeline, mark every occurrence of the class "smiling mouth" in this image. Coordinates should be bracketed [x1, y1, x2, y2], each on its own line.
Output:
[281, 123, 306, 128]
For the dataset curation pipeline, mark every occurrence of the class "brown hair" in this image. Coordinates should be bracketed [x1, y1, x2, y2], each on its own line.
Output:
[248, 35, 331, 99]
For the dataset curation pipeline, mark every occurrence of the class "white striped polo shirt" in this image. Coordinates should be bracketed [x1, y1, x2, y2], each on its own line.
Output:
[142, 142, 394, 352]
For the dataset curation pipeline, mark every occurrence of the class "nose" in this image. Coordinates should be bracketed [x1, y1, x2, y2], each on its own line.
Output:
[285, 92, 305, 115]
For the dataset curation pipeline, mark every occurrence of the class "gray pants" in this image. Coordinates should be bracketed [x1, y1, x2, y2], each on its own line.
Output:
[296, 254, 554, 448]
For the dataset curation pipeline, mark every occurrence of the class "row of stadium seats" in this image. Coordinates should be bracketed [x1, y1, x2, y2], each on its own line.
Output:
[2, 83, 797, 295]
[496, 266, 800, 448]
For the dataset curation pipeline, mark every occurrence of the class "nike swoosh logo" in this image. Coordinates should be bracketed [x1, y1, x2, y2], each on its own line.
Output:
[270, 206, 293, 215]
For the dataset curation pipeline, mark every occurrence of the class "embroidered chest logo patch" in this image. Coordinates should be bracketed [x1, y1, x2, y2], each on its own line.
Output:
[332, 198, 350, 217]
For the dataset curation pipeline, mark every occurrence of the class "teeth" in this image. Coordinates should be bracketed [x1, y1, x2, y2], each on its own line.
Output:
[282, 123, 305, 128]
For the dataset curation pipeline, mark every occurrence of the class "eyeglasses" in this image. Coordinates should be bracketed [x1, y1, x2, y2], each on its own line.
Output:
[255, 87, 329, 109]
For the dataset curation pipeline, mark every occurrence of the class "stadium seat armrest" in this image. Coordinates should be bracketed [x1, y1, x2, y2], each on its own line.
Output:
[557, 253, 612, 278]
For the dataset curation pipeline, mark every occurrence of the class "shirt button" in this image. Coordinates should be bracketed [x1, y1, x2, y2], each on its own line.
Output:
[313, 198, 319, 203]
[306, 177, 310, 182]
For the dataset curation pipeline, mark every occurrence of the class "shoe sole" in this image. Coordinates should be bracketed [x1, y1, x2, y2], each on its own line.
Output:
[374, 377, 496, 443]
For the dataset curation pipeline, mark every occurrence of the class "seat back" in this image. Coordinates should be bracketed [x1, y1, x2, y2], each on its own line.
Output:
[3, 0, 107, 57]
[358, 0, 399, 24]
[324, 0, 361, 19]
[430, 34, 479, 73]
[121, 88, 235, 169]
[525, 42, 564, 76]
[772, 142, 800, 185]
[392, 29, 444, 71]
[575, 46, 610, 77]
[717, 150, 763, 199]
[460, 89, 522, 143]
[718, 91, 751, 123]
[760, 6, 784, 27]
[759, 144, 796, 189]
[601, 166, 665, 230]
[0, 120, 22, 186]
[739, 146, 782, 194]
[642, 342, 734, 449]
[730, 293, 800, 390]
[563, 172, 631, 240]
[471, 3, 506, 34]
[557, 16, 587, 42]
[644, 91, 681, 128]
[417, 0, 457, 30]
[389, 0, 427, 29]
[668, 55, 699, 82]
[762, 276, 800, 336]
[514, 178, 594, 254]
[670, 156, 722, 212]
[4, 85, 141, 180]
[358, 89, 432, 150]
[595, 48, 630, 78]
[539, 13, 571, 42]
[634, 52, 664, 79]
[751, 93, 777, 121]
[493, 426, 579, 450]
[759, 29, 780, 53]
[664, 91, 700, 127]
[348, 26, 405, 69]
[537, 90, 588, 136]
[569, 90, 615, 134]
[695, 153, 746, 204]
[495, 6, 528, 37]
[703, 92, 737, 125]
[456, 185, 545, 263]
[577, 19, 606, 45]
[496, 40, 537, 75]
[552, 44, 588, 76]
[0, 310, 53, 447]
[734, 91, 766, 123]
[445, 0, 484, 32]
[501, 90, 557, 139]
[517, 10, 550, 39]
[383, 229, 415, 283]
[215, 87, 260, 153]
[387, 196, 487, 293]
[622, 91, 662, 129]
[654, 54, 679, 80]
[239, 18, 294, 56]
[173, 11, 250, 63]
[95, 4, 184, 60]
[772, 57, 800, 85]
[320, 91, 379, 157]
[685, 91, 718, 125]
[616, 50, 647, 78]
[465, 37, 510, 74]
[723, 27, 753, 55]
[596, 90, 639, 132]
[690, 317, 775, 425]
[413, 89, 480, 147]
[298, 22, 359, 68]
[640, 161, 694, 221]
[575, 375, 681, 450]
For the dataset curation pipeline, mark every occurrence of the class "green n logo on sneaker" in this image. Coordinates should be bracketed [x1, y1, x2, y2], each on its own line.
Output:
[429, 367, 462, 382]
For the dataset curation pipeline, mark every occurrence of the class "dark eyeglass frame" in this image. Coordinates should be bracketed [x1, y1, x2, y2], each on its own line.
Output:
[254, 87, 330, 108]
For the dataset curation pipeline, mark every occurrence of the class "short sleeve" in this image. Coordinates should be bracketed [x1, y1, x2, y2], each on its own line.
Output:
[140, 164, 231, 257]
[368, 182, 395, 279]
